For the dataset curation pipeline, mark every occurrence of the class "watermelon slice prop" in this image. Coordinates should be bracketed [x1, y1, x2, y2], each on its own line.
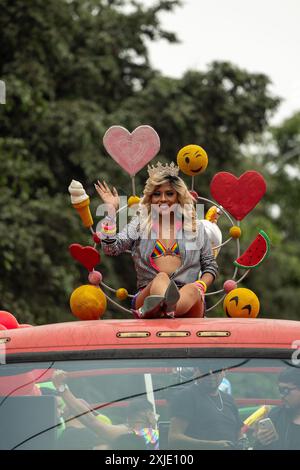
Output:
[234, 230, 270, 269]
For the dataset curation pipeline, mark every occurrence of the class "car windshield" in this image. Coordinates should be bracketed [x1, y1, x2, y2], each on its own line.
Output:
[0, 357, 299, 450]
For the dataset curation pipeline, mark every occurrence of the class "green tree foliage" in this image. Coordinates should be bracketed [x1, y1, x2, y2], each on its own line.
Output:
[214, 113, 300, 321]
[0, 0, 180, 323]
[112, 62, 279, 182]
[0, 0, 281, 324]
[257, 112, 300, 320]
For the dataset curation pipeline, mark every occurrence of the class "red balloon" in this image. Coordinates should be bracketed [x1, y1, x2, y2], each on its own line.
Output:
[0, 324, 7, 330]
[18, 324, 33, 328]
[0, 311, 19, 329]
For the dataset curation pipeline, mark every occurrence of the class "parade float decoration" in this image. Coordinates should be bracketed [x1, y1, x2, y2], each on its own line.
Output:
[66, 125, 270, 320]
[223, 288, 260, 319]
[0, 310, 32, 330]
[103, 125, 160, 203]
[234, 230, 270, 269]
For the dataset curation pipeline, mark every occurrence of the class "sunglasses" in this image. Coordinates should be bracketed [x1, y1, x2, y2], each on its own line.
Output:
[278, 386, 298, 397]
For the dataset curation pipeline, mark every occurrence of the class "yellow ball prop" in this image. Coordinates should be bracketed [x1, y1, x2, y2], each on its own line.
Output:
[230, 226, 242, 239]
[70, 285, 107, 320]
[223, 288, 260, 319]
[177, 144, 208, 176]
[116, 288, 128, 300]
[128, 196, 140, 207]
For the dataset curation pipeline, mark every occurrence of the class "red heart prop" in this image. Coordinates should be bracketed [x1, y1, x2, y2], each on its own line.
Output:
[69, 244, 101, 272]
[210, 171, 266, 221]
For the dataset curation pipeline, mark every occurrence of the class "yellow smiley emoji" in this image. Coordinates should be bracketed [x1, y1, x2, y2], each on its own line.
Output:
[223, 288, 260, 319]
[176, 144, 208, 176]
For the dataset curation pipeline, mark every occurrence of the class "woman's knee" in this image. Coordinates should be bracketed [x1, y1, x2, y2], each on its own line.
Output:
[175, 294, 204, 318]
[154, 272, 169, 283]
[181, 283, 199, 297]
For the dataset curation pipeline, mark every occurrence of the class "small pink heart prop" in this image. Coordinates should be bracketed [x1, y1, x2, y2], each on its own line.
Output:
[69, 244, 101, 272]
[103, 125, 160, 176]
[210, 171, 266, 221]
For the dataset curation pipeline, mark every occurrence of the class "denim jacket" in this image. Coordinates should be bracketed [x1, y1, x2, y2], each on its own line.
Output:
[101, 216, 218, 290]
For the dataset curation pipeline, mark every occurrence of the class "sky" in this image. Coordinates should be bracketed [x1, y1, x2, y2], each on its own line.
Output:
[145, 0, 300, 125]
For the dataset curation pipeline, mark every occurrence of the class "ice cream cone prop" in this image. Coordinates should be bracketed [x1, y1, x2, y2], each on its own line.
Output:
[201, 206, 222, 258]
[205, 206, 221, 223]
[73, 197, 93, 227]
[68, 180, 94, 228]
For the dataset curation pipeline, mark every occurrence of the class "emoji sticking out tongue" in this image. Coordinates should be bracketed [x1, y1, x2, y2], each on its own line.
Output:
[177, 145, 208, 176]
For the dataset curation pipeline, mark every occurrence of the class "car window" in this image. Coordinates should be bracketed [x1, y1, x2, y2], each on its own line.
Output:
[0, 358, 298, 449]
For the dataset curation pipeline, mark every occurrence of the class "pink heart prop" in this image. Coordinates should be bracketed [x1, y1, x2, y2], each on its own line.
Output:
[69, 244, 101, 272]
[210, 171, 266, 221]
[103, 125, 160, 176]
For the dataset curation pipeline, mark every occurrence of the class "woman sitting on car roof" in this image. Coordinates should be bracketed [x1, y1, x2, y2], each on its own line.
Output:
[95, 162, 218, 319]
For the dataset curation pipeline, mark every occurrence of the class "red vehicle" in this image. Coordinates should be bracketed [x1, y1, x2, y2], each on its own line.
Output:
[1, 317, 300, 450]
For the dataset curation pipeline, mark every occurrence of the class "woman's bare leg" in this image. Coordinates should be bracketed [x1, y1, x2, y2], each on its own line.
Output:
[174, 284, 204, 318]
[135, 272, 170, 309]
[134, 284, 152, 309]
[184, 297, 205, 318]
[149, 272, 170, 296]
[135, 276, 204, 317]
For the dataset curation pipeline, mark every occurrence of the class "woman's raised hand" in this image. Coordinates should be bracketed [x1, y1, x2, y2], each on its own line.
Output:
[94, 180, 120, 211]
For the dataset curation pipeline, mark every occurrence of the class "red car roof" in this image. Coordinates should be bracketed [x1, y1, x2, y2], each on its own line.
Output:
[1, 317, 300, 354]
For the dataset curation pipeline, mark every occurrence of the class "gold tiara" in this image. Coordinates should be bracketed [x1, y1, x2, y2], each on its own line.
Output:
[147, 161, 179, 178]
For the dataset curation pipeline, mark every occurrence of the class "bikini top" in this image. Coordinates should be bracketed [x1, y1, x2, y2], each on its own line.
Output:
[151, 239, 181, 259]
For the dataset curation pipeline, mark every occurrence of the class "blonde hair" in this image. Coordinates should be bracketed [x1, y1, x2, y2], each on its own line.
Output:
[140, 171, 197, 235]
